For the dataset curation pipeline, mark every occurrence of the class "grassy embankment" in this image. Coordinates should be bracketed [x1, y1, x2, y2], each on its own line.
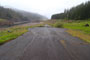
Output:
[0, 24, 44, 45]
[0, 19, 13, 27]
[46, 20, 90, 43]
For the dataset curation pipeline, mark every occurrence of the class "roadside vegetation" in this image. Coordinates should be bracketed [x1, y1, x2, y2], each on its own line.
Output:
[0, 26, 28, 44]
[0, 24, 44, 45]
[50, 1, 90, 43]
[64, 20, 90, 43]
[46, 20, 90, 43]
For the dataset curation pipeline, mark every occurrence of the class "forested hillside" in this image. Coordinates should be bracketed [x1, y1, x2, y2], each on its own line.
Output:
[51, 1, 90, 20]
[0, 6, 46, 22]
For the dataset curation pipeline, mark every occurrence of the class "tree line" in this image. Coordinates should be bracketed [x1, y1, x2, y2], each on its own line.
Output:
[51, 1, 90, 20]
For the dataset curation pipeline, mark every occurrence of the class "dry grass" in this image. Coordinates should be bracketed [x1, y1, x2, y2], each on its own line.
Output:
[67, 29, 90, 43]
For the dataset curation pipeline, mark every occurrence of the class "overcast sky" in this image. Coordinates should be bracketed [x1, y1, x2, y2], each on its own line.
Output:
[0, 0, 89, 18]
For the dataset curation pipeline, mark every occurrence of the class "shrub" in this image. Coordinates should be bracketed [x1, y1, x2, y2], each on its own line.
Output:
[54, 22, 63, 28]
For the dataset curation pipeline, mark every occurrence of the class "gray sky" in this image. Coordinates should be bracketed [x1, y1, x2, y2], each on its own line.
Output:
[0, 0, 89, 18]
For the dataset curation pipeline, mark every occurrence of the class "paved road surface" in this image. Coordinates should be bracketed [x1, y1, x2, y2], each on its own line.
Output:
[0, 27, 90, 60]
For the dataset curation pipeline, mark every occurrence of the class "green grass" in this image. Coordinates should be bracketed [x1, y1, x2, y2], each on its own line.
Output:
[48, 20, 90, 34]
[47, 20, 90, 43]
[63, 20, 90, 34]
[0, 24, 44, 45]
[0, 26, 28, 44]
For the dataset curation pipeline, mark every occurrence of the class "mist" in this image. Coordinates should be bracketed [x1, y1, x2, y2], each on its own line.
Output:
[0, 0, 88, 18]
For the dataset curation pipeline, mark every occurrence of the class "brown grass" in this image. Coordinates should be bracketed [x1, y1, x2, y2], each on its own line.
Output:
[67, 29, 90, 43]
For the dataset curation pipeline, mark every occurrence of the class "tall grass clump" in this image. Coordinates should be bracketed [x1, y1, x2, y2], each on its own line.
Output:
[53, 22, 63, 28]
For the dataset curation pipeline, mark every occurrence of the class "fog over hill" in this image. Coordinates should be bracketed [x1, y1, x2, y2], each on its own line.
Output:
[14, 9, 48, 22]
[0, 6, 47, 22]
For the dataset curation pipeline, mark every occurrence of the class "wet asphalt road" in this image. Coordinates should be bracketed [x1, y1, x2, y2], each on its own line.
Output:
[0, 27, 90, 60]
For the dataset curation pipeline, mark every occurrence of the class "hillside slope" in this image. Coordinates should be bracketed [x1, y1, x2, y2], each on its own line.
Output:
[0, 6, 47, 22]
